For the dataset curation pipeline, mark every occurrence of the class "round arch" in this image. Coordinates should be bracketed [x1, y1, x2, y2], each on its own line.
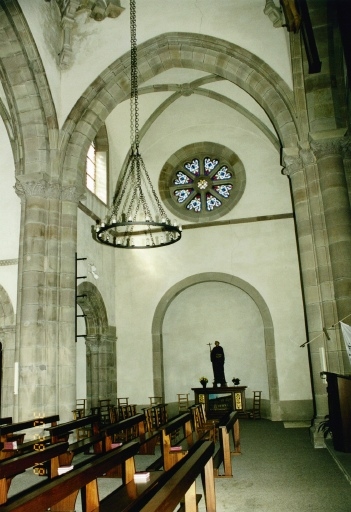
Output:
[76, 282, 116, 408]
[0, 284, 15, 416]
[151, 272, 281, 420]
[61, 32, 299, 188]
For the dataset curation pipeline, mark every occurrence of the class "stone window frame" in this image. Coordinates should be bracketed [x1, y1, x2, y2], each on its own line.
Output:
[159, 142, 246, 223]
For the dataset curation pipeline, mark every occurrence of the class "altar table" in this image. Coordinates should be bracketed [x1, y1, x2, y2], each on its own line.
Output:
[191, 386, 247, 420]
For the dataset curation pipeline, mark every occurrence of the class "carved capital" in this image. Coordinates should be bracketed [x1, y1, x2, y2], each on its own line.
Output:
[15, 175, 85, 203]
[61, 185, 86, 203]
[85, 335, 100, 352]
[281, 148, 302, 176]
[341, 138, 351, 159]
[310, 138, 343, 159]
[15, 176, 61, 200]
[299, 147, 316, 167]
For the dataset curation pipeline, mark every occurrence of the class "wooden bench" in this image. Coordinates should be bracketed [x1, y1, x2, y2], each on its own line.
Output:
[213, 410, 240, 478]
[0, 420, 12, 427]
[156, 412, 202, 471]
[135, 440, 216, 512]
[101, 413, 160, 456]
[0, 442, 69, 505]
[0, 439, 216, 512]
[0, 440, 157, 512]
[0, 416, 60, 460]
[45, 414, 103, 465]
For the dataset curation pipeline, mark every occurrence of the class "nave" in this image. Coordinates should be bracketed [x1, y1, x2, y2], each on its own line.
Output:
[7, 419, 351, 512]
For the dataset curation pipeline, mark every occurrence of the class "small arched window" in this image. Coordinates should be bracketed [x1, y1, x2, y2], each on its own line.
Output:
[86, 125, 108, 204]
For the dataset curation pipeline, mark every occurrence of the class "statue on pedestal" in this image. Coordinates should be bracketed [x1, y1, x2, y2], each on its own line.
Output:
[210, 341, 227, 387]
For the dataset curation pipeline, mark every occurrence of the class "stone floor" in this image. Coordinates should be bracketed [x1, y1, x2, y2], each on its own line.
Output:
[8, 419, 351, 511]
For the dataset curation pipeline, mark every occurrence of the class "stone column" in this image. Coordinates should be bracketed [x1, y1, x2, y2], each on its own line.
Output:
[85, 331, 117, 410]
[310, 135, 351, 375]
[99, 329, 117, 405]
[342, 139, 351, 214]
[282, 148, 329, 446]
[14, 175, 83, 421]
[0, 325, 16, 418]
[85, 335, 100, 410]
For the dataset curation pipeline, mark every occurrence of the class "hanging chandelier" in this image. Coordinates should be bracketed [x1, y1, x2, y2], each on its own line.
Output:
[93, 0, 182, 249]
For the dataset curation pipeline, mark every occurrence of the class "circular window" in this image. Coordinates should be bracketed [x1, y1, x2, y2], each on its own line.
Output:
[159, 142, 246, 222]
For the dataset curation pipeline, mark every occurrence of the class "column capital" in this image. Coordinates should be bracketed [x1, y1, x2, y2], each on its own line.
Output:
[310, 138, 343, 159]
[281, 148, 303, 176]
[85, 335, 100, 352]
[341, 137, 351, 159]
[15, 173, 85, 203]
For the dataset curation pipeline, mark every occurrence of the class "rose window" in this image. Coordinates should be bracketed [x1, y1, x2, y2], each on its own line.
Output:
[170, 157, 233, 214]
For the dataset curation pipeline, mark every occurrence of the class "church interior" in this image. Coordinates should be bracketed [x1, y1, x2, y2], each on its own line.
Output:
[0, 0, 351, 507]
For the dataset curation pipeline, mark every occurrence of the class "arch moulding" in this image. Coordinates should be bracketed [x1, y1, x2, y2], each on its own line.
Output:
[151, 272, 281, 420]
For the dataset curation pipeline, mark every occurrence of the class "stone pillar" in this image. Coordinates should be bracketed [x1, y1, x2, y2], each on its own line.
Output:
[14, 175, 83, 421]
[310, 135, 351, 375]
[100, 329, 117, 405]
[342, 138, 351, 213]
[85, 331, 117, 410]
[85, 335, 100, 410]
[282, 148, 329, 446]
[0, 325, 16, 418]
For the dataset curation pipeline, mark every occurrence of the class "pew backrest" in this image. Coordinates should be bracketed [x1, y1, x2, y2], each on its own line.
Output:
[138, 440, 215, 512]
[0, 415, 59, 438]
[0, 441, 140, 512]
[45, 414, 100, 442]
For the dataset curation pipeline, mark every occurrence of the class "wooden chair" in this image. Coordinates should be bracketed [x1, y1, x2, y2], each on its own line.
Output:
[98, 399, 113, 426]
[247, 391, 262, 419]
[177, 393, 189, 413]
[149, 396, 162, 405]
[72, 399, 89, 440]
[191, 404, 217, 442]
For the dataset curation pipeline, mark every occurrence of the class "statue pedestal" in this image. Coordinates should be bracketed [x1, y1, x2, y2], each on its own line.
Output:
[191, 386, 247, 419]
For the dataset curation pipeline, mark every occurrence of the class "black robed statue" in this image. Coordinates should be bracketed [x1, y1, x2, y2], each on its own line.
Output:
[210, 341, 227, 386]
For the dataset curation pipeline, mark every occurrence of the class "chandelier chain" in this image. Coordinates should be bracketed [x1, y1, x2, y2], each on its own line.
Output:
[93, 0, 182, 248]
[130, 0, 139, 151]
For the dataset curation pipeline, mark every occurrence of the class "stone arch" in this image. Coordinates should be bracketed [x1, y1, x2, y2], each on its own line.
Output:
[0, 1, 58, 176]
[76, 282, 116, 408]
[151, 272, 281, 420]
[61, 32, 300, 189]
[0, 285, 14, 328]
[0, 284, 16, 416]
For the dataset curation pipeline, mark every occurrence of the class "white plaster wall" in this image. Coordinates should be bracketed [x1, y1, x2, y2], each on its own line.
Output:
[19, 1, 292, 127]
[163, 282, 269, 403]
[77, 208, 116, 327]
[0, 120, 20, 310]
[115, 217, 311, 405]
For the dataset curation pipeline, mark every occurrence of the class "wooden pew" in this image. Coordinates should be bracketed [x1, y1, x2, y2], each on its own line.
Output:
[45, 414, 103, 465]
[101, 413, 160, 456]
[157, 412, 201, 471]
[135, 440, 216, 512]
[0, 439, 216, 512]
[213, 410, 240, 478]
[0, 441, 156, 512]
[0, 420, 11, 428]
[0, 442, 69, 505]
[0, 416, 60, 460]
